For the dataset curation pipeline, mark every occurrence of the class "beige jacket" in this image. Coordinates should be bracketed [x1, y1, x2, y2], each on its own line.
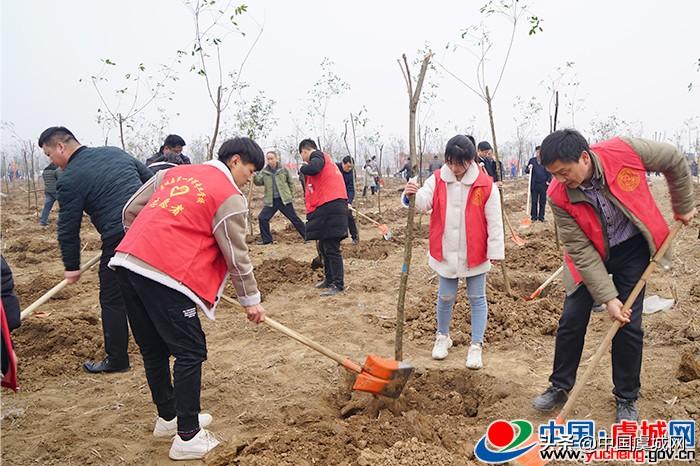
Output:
[109, 160, 259, 320]
[404, 162, 505, 278]
[552, 137, 695, 304]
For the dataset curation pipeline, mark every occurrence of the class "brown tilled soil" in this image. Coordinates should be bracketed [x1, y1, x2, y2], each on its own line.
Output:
[1, 176, 699, 465]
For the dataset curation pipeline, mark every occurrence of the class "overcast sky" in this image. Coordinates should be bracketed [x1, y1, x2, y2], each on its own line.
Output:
[2, 0, 699, 164]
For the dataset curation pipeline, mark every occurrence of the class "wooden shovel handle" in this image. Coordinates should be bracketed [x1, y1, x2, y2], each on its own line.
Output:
[349, 206, 380, 226]
[535, 266, 564, 295]
[219, 295, 362, 373]
[556, 221, 683, 422]
[20, 253, 101, 321]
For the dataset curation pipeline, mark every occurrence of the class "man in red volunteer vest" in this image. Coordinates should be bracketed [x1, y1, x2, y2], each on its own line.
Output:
[109, 137, 266, 461]
[298, 139, 349, 297]
[532, 129, 696, 422]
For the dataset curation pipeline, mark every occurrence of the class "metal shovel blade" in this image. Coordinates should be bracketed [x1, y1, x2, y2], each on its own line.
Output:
[352, 354, 414, 399]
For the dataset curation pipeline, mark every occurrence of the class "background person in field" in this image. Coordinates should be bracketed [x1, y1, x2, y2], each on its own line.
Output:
[532, 129, 696, 422]
[39, 162, 61, 226]
[299, 139, 349, 297]
[109, 137, 266, 461]
[337, 156, 359, 244]
[254, 150, 306, 245]
[39, 126, 153, 374]
[403, 134, 505, 370]
[525, 145, 552, 222]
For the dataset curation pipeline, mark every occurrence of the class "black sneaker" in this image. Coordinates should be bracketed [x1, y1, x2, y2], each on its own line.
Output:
[83, 358, 130, 374]
[532, 386, 568, 411]
[315, 280, 330, 289]
[320, 285, 343, 297]
[615, 396, 639, 422]
[256, 240, 272, 245]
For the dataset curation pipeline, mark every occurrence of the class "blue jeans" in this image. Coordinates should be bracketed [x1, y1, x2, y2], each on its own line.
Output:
[39, 193, 57, 225]
[436, 273, 488, 344]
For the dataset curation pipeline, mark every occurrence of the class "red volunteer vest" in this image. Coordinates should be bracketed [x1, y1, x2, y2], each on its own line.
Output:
[116, 164, 241, 304]
[429, 168, 493, 268]
[304, 153, 348, 214]
[547, 137, 669, 284]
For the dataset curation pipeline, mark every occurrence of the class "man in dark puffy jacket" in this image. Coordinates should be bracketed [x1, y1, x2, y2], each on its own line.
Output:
[38, 126, 152, 374]
[525, 145, 552, 222]
[299, 139, 348, 297]
[39, 162, 61, 226]
[336, 156, 358, 244]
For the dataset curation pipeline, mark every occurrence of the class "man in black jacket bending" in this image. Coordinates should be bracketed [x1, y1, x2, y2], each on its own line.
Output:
[39, 126, 153, 373]
[299, 139, 348, 297]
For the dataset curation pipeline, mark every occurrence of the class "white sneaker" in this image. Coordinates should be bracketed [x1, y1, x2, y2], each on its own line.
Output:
[153, 413, 213, 438]
[169, 428, 220, 460]
[431, 334, 453, 360]
[466, 343, 483, 370]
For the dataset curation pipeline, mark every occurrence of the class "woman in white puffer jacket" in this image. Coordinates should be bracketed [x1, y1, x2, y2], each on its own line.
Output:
[403, 135, 504, 369]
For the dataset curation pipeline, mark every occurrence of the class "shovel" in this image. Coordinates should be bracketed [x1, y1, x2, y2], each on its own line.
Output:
[220, 295, 414, 398]
[523, 266, 563, 301]
[20, 253, 101, 321]
[349, 206, 392, 240]
[521, 170, 532, 228]
[514, 221, 683, 466]
[504, 213, 527, 246]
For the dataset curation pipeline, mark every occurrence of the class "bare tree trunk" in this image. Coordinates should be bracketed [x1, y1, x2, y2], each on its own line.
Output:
[485, 86, 512, 296]
[118, 113, 126, 150]
[247, 181, 255, 236]
[208, 86, 223, 160]
[395, 53, 432, 361]
[552, 91, 561, 249]
[22, 151, 31, 211]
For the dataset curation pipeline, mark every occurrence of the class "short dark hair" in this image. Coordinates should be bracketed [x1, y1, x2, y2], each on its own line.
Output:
[540, 129, 590, 166]
[298, 139, 318, 152]
[266, 150, 278, 157]
[38, 126, 78, 148]
[444, 135, 477, 165]
[535, 145, 541, 151]
[164, 134, 186, 148]
[341, 156, 353, 165]
[477, 141, 492, 152]
[466, 135, 476, 147]
[218, 137, 264, 171]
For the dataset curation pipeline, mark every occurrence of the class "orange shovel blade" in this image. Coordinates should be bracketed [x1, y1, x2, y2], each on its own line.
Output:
[511, 231, 527, 246]
[521, 218, 532, 228]
[351, 354, 414, 399]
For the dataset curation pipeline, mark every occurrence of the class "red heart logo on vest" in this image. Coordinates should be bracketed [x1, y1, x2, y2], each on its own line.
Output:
[170, 185, 190, 197]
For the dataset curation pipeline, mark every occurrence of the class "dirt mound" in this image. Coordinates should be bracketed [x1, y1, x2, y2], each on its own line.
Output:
[356, 208, 406, 225]
[677, 350, 700, 382]
[211, 369, 508, 465]
[344, 238, 396, 261]
[403, 275, 563, 344]
[13, 311, 103, 378]
[4, 237, 58, 254]
[690, 282, 700, 301]
[393, 222, 430, 241]
[506, 237, 561, 272]
[253, 257, 322, 294]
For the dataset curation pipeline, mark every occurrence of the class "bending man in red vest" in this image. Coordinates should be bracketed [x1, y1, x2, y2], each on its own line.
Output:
[298, 139, 349, 297]
[532, 129, 696, 422]
[109, 137, 266, 461]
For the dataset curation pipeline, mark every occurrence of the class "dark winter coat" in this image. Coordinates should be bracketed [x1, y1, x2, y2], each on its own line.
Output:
[42, 163, 61, 195]
[336, 162, 355, 203]
[57, 146, 152, 270]
[1, 256, 20, 331]
[525, 156, 552, 185]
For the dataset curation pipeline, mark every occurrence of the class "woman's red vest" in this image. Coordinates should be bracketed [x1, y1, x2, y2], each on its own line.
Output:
[116, 164, 241, 304]
[304, 153, 348, 213]
[547, 137, 669, 284]
[429, 168, 493, 268]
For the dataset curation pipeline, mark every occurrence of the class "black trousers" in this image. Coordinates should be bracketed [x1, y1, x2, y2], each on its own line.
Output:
[347, 210, 358, 241]
[115, 267, 207, 434]
[258, 198, 306, 244]
[549, 234, 649, 400]
[99, 233, 130, 367]
[319, 238, 344, 289]
[531, 182, 547, 221]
